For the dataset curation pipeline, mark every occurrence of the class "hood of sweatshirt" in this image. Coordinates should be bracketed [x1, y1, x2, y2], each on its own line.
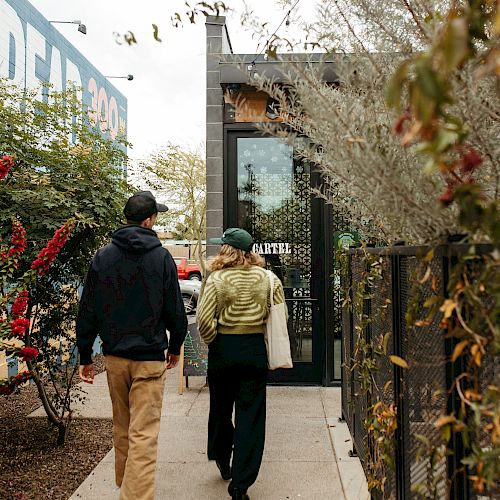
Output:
[111, 225, 162, 254]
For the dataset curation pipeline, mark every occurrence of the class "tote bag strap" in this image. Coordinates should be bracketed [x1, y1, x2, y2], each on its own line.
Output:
[266, 269, 274, 307]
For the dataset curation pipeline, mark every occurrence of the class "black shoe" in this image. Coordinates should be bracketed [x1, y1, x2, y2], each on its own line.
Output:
[228, 482, 249, 500]
[216, 460, 232, 481]
[231, 489, 249, 500]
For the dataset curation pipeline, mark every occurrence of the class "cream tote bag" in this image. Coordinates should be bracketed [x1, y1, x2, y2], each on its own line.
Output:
[263, 270, 293, 370]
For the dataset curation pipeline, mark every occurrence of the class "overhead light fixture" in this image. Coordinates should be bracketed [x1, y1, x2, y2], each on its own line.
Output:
[105, 75, 134, 81]
[49, 20, 87, 35]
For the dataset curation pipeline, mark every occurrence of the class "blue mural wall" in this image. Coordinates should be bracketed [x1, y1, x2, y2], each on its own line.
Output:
[0, 0, 127, 147]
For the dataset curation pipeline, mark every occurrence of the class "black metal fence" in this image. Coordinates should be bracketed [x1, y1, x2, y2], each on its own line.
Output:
[341, 244, 497, 500]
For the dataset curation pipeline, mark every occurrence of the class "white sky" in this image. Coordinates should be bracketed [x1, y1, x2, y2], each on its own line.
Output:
[29, 0, 313, 162]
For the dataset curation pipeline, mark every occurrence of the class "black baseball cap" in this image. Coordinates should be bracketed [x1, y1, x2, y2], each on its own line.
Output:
[124, 191, 168, 222]
[210, 228, 254, 252]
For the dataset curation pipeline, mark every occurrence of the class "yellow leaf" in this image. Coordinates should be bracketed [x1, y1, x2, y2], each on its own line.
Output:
[423, 296, 440, 308]
[415, 320, 430, 327]
[451, 340, 468, 362]
[389, 355, 409, 369]
[464, 389, 482, 402]
[422, 249, 434, 263]
[439, 299, 456, 320]
[418, 266, 432, 284]
[474, 351, 482, 367]
[494, 8, 500, 35]
[435, 415, 456, 428]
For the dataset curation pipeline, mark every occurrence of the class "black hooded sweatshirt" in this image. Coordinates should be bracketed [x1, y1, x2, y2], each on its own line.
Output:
[76, 225, 187, 365]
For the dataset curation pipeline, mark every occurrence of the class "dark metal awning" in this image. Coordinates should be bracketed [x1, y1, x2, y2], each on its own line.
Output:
[219, 54, 339, 84]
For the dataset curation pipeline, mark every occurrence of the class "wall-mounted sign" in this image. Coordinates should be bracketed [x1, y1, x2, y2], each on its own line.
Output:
[0, 0, 127, 148]
[252, 242, 291, 255]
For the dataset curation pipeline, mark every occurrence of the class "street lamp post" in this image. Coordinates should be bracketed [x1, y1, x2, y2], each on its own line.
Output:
[105, 75, 134, 81]
[49, 20, 87, 34]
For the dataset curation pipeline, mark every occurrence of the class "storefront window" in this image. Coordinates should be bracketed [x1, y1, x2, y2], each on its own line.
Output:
[236, 137, 313, 363]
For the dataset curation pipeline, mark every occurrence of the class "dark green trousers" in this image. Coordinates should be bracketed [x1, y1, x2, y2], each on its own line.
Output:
[207, 333, 268, 493]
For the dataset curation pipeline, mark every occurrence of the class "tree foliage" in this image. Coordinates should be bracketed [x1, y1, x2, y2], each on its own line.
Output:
[243, 0, 499, 245]
[133, 144, 206, 276]
[0, 80, 131, 444]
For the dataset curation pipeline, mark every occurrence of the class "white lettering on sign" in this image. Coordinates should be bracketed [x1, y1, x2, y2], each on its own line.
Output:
[253, 242, 291, 255]
[25, 23, 46, 102]
[0, 0, 25, 87]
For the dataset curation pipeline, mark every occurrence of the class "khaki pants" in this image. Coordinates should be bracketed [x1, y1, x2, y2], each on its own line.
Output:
[105, 355, 167, 500]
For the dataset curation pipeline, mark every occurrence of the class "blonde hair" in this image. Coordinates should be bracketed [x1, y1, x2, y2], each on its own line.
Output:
[209, 244, 265, 271]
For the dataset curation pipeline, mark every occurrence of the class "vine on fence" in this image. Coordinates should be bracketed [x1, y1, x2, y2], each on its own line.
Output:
[344, 242, 499, 497]
[344, 246, 398, 495]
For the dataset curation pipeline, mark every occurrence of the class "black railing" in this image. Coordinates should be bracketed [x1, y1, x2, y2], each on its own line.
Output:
[341, 244, 495, 500]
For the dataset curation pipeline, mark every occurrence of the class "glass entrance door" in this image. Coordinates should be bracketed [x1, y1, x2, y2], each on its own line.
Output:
[226, 131, 326, 384]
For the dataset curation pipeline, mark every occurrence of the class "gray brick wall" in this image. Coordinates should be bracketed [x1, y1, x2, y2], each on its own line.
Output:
[205, 16, 231, 257]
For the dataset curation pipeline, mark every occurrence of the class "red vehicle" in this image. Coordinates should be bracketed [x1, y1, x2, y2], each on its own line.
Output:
[174, 257, 202, 281]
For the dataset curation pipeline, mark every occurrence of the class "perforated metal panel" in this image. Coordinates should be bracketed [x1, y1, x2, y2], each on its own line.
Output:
[341, 290, 352, 424]
[400, 256, 447, 499]
[370, 256, 397, 498]
[350, 256, 367, 461]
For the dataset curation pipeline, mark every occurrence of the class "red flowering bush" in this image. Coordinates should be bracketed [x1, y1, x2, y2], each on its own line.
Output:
[0, 154, 14, 180]
[11, 290, 28, 318]
[9, 317, 30, 338]
[18, 346, 38, 362]
[31, 221, 74, 275]
[0, 370, 31, 395]
[0, 219, 27, 265]
[1, 158, 74, 399]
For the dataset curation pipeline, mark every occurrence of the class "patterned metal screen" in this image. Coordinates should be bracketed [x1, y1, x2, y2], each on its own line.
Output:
[236, 137, 313, 362]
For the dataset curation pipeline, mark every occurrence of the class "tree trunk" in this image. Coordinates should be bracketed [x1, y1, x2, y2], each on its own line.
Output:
[56, 421, 67, 447]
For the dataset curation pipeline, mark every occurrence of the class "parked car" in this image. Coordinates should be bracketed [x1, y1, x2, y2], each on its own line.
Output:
[179, 279, 201, 314]
[174, 257, 202, 281]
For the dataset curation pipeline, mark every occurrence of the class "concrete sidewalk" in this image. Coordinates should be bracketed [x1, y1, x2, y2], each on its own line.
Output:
[57, 367, 368, 500]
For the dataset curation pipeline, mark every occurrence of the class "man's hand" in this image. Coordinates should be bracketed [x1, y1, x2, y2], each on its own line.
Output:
[165, 352, 180, 369]
[79, 364, 95, 384]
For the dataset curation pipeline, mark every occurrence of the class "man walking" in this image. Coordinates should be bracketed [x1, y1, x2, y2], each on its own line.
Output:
[76, 191, 187, 500]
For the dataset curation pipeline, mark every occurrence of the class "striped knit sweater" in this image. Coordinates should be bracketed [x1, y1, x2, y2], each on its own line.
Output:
[196, 266, 286, 345]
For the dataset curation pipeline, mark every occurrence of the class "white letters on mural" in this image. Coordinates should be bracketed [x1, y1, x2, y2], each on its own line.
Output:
[0, 0, 126, 140]
[0, 0, 25, 86]
[87, 78, 118, 137]
[66, 58, 83, 104]
[25, 23, 47, 101]
[48, 46, 63, 95]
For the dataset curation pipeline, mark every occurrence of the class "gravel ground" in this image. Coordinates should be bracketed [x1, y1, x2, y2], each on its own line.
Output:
[0, 354, 112, 500]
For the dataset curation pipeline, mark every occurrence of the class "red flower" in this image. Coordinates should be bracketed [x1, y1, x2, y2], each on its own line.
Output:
[30, 220, 74, 276]
[439, 187, 454, 206]
[393, 112, 411, 135]
[9, 317, 30, 338]
[0, 220, 26, 265]
[0, 370, 31, 395]
[18, 347, 38, 362]
[11, 290, 28, 318]
[0, 155, 14, 180]
[459, 148, 483, 174]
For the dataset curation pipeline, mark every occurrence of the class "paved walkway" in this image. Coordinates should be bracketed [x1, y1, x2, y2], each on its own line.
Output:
[39, 366, 368, 499]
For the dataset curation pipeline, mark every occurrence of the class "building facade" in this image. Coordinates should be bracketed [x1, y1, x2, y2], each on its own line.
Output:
[0, 0, 127, 149]
[205, 16, 351, 386]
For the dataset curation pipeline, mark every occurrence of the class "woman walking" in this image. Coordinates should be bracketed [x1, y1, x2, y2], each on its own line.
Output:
[197, 228, 286, 500]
